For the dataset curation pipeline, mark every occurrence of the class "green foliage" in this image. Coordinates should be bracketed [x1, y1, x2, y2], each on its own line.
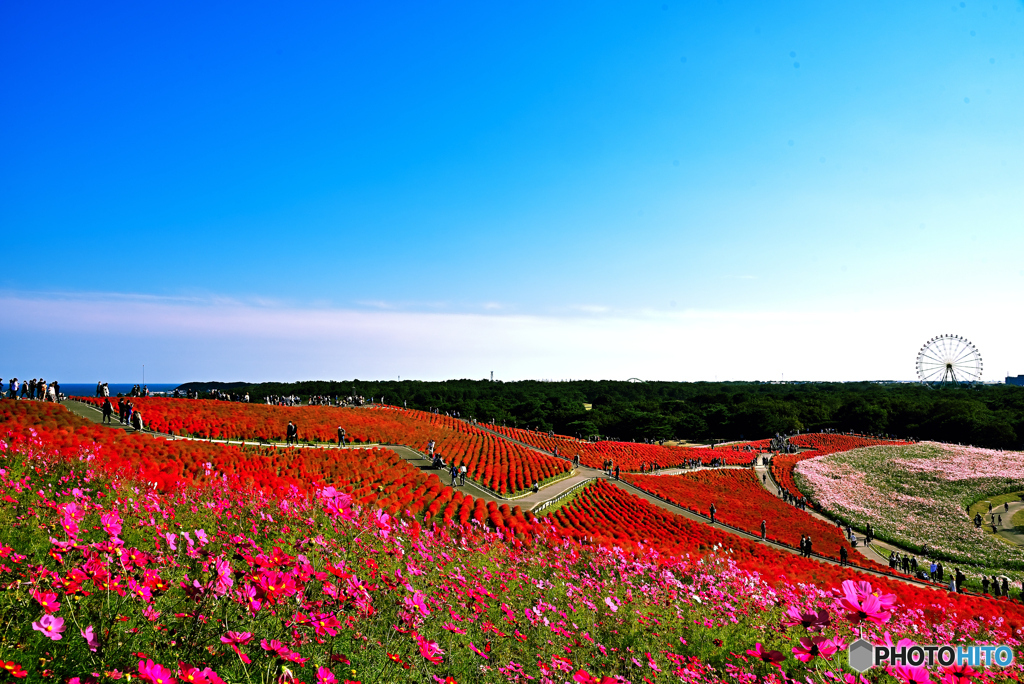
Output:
[179, 380, 1024, 449]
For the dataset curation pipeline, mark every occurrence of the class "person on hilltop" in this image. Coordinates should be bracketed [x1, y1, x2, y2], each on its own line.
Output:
[131, 409, 144, 432]
[8, 378, 17, 399]
[102, 397, 113, 424]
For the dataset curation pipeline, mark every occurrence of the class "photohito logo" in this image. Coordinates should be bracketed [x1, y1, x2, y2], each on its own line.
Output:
[847, 639, 1015, 673]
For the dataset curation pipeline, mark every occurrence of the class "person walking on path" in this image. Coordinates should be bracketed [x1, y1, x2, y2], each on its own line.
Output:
[709, 503, 716, 524]
[955, 568, 965, 594]
[800, 535, 807, 557]
[839, 545, 848, 566]
[450, 463, 459, 487]
[760, 520, 766, 540]
[805, 537, 813, 557]
[101, 398, 113, 424]
[936, 561, 944, 582]
[337, 427, 346, 447]
[614, 465, 620, 480]
[459, 464, 467, 487]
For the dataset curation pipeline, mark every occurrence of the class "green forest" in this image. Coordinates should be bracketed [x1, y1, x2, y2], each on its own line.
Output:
[176, 379, 1024, 450]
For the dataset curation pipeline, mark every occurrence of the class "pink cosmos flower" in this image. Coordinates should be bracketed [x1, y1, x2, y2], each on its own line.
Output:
[746, 643, 785, 667]
[442, 622, 467, 634]
[32, 614, 66, 641]
[138, 659, 176, 684]
[940, 663, 979, 684]
[312, 613, 341, 637]
[836, 582, 891, 625]
[405, 591, 431, 617]
[468, 642, 490, 660]
[101, 511, 122, 537]
[373, 509, 391, 539]
[176, 664, 209, 684]
[792, 636, 839, 662]
[844, 580, 897, 608]
[604, 596, 619, 612]
[893, 665, 933, 684]
[163, 533, 177, 551]
[220, 631, 253, 645]
[81, 625, 100, 651]
[316, 667, 336, 684]
[781, 605, 830, 631]
[573, 671, 617, 684]
[32, 590, 60, 614]
[415, 633, 445, 664]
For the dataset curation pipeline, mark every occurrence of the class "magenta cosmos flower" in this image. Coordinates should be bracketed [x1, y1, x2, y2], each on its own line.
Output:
[32, 614, 65, 641]
[746, 643, 785, 667]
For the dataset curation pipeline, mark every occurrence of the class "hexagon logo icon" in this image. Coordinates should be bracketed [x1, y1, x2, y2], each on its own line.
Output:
[848, 638, 875, 672]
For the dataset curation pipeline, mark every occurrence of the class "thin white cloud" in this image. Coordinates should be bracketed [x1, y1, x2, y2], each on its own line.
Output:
[1, 291, 1021, 383]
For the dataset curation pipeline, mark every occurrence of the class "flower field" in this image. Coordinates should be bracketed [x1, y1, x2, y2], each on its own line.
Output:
[488, 424, 757, 470]
[795, 442, 1024, 582]
[545, 480, 1024, 627]
[1, 401, 541, 533]
[620, 470, 881, 569]
[770, 434, 911, 497]
[2, 400, 1024, 683]
[74, 398, 570, 495]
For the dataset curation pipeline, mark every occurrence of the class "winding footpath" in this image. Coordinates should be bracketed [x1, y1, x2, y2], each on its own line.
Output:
[62, 400, 946, 590]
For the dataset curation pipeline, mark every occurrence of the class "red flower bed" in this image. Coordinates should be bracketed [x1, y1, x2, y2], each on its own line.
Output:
[0, 400, 540, 534]
[73, 398, 569, 495]
[770, 434, 911, 497]
[487, 424, 756, 470]
[621, 470, 883, 570]
[548, 480, 1024, 629]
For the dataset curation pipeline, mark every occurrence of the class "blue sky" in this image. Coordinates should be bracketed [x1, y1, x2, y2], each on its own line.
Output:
[2, 1, 1023, 381]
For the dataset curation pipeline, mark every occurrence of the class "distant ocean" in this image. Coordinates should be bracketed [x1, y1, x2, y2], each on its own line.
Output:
[59, 383, 182, 397]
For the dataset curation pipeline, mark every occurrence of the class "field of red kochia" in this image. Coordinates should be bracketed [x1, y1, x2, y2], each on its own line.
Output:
[1, 401, 541, 534]
[487, 424, 757, 470]
[547, 480, 1024, 629]
[73, 398, 570, 495]
[621, 470, 883, 570]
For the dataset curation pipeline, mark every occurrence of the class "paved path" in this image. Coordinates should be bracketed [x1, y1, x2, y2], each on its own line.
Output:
[996, 502, 1024, 545]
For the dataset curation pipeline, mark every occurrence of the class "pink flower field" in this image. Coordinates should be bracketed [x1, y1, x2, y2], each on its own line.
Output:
[795, 442, 1024, 583]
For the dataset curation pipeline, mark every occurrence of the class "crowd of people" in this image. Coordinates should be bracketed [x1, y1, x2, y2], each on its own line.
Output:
[98, 397, 144, 431]
[4, 377, 61, 402]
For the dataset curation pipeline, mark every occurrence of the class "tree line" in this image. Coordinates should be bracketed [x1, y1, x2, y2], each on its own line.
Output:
[175, 380, 1024, 449]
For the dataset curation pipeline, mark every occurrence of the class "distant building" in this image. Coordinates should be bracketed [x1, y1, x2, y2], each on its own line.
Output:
[1007, 375, 1024, 386]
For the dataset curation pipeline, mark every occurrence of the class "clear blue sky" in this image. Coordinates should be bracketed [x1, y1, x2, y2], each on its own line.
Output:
[2, 1, 1023, 381]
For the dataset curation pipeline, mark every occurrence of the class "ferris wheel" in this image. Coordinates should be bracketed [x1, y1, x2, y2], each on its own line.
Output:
[916, 334, 983, 387]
